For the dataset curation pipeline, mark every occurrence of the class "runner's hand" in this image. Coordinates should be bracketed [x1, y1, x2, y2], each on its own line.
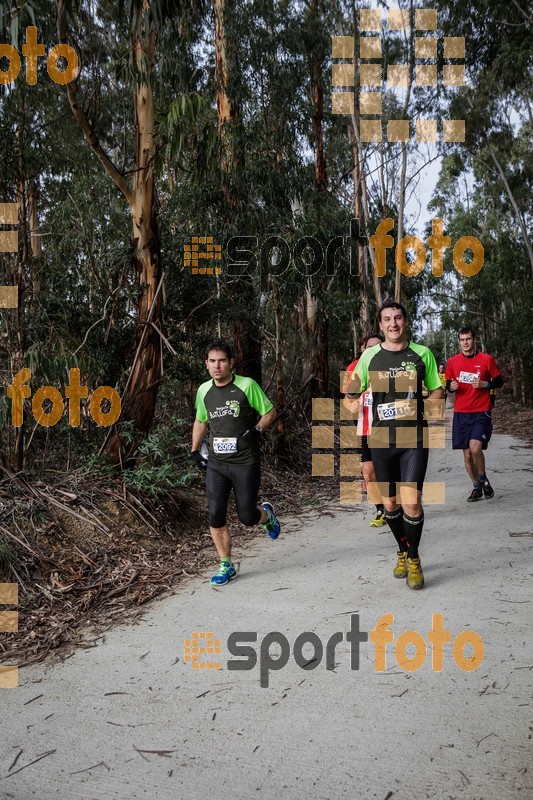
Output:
[241, 426, 262, 445]
[471, 378, 488, 389]
[191, 450, 208, 470]
[450, 380, 459, 392]
[342, 395, 360, 414]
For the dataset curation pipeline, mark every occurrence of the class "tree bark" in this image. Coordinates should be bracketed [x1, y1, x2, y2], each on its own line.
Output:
[350, 124, 370, 336]
[300, 0, 328, 405]
[489, 149, 533, 279]
[395, 142, 408, 302]
[213, 0, 262, 382]
[394, 7, 414, 303]
[13, 87, 29, 472]
[57, 0, 162, 464]
[272, 278, 286, 452]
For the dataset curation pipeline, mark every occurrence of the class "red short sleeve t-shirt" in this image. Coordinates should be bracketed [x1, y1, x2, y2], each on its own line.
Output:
[445, 352, 501, 413]
[342, 358, 358, 394]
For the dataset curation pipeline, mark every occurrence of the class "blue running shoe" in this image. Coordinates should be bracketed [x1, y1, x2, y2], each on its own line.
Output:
[210, 560, 237, 587]
[261, 502, 281, 540]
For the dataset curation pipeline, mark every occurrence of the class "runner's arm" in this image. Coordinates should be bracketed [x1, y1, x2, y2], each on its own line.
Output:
[482, 357, 503, 390]
[344, 375, 362, 397]
[192, 418, 208, 451]
[424, 385, 444, 419]
[470, 375, 503, 390]
[256, 407, 276, 432]
[444, 360, 458, 392]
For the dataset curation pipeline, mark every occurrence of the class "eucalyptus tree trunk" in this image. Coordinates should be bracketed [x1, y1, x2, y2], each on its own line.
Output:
[395, 143, 408, 302]
[350, 125, 370, 336]
[300, 0, 328, 405]
[213, 0, 262, 382]
[272, 278, 286, 453]
[13, 87, 29, 472]
[394, 4, 414, 302]
[57, 0, 162, 464]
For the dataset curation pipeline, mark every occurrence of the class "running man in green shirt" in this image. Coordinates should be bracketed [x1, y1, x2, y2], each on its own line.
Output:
[191, 340, 281, 587]
[354, 301, 444, 590]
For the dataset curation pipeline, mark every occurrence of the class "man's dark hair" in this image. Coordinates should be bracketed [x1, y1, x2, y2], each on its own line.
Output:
[378, 300, 408, 321]
[205, 339, 234, 360]
[458, 325, 476, 338]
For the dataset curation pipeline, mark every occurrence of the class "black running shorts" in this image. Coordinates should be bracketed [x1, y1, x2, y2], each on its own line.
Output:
[361, 435, 372, 463]
[370, 443, 429, 497]
[205, 459, 262, 528]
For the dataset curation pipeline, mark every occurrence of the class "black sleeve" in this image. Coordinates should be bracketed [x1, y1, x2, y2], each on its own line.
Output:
[446, 379, 455, 393]
[489, 375, 503, 390]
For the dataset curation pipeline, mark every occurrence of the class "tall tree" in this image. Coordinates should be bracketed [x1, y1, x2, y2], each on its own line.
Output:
[56, 0, 166, 463]
[213, 0, 262, 381]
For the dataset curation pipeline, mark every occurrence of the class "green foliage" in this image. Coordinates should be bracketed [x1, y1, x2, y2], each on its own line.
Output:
[0, 532, 15, 570]
[0, 0, 530, 490]
[122, 418, 196, 497]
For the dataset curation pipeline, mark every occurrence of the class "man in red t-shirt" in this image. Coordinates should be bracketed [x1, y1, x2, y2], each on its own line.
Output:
[445, 325, 503, 502]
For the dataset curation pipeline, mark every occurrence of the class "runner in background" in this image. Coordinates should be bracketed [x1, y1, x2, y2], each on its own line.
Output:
[445, 326, 503, 502]
[438, 363, 447, 401]
[343, 334, 385, 527]
[191, 340, 281, 587]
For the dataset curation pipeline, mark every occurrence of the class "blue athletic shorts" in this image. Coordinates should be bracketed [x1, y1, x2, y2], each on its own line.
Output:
[452, 411, 493, 450]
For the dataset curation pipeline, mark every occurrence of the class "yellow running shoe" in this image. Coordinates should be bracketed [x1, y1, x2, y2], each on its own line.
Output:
[406, 557, 424, 590]
[393, 551, 408, 579]
[370, 509, 386, 527]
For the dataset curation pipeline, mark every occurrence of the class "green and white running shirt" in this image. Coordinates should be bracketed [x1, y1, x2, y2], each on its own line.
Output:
[195, 375, 273, 464]
[354, 341, 441, 442]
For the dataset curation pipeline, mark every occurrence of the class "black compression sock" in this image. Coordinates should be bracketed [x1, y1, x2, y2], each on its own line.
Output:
[403, 512, 424, 559]
[376, 504, 384, 513]
[384, 507, 408, 552]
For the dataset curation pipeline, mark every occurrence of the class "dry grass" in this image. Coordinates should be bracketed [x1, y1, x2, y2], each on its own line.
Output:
[0, 461, 330, 666]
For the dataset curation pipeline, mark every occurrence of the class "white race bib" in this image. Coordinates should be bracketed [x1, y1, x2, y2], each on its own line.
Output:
[377, 400, 415, 421]
[458, 370, 480, 384]
[213, 437, 237, 454]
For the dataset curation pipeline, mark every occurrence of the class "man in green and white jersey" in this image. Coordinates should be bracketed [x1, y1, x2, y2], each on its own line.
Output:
[191, 340, 280, 587]
[354, 301, 444, 590]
